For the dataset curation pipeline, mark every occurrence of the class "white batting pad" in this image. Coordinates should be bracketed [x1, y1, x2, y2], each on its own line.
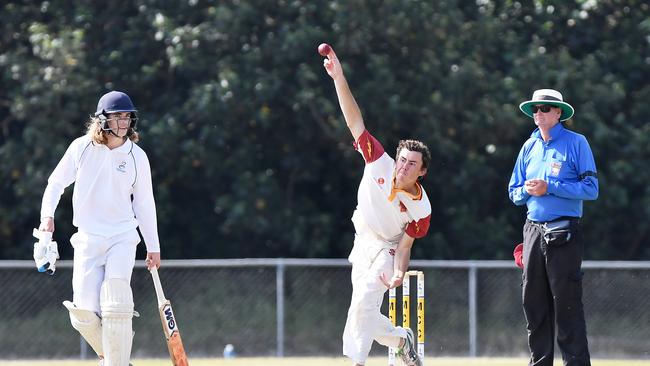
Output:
[63, 300, 104, 357]
[100, 279, 134, 366]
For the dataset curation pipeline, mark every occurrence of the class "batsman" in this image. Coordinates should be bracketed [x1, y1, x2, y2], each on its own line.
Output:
[321, 45, 431, 366]
[37, 91, 162, 366]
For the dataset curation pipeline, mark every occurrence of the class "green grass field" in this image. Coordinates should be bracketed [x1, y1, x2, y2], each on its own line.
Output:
[3, 358, 650, 366]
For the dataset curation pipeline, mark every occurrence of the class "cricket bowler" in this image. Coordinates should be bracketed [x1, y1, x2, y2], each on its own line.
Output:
[322, 45, 431, 366]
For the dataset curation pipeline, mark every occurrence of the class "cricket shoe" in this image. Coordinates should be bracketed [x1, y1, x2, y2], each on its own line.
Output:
[98, 360, 133, 366]
[396, 327, 422, 366]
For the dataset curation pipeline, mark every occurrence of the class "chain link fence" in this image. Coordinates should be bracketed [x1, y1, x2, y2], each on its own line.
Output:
[1, 259, 649, 360]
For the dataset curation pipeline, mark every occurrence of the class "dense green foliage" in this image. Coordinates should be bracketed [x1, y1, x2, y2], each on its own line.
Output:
[1, 0, 648, 260]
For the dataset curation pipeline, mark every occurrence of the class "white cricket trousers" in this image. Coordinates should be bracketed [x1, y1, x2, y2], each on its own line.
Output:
[70, 229, 140, 313]
[343, 236, 407, 364]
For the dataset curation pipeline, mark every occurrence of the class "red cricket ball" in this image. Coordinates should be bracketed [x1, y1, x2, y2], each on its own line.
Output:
[318, 43, 331, 57]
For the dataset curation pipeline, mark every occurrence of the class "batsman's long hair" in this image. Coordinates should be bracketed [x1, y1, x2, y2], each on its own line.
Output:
[85, 116, 139, 145]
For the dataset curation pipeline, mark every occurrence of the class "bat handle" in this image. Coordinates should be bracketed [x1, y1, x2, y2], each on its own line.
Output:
[150, 267, 167, 306]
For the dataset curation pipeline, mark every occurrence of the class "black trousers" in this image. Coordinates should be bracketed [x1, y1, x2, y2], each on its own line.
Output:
[522, 219, 591, 366]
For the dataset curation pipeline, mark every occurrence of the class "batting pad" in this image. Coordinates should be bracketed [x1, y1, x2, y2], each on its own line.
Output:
[63, 300, 104, 356]
[100, 279, 134, 366]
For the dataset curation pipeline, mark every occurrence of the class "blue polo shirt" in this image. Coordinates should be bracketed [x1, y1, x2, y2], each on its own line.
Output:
[508, 123, 598, 222]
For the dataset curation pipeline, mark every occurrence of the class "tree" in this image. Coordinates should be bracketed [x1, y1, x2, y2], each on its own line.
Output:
[1, 0, 648, 260]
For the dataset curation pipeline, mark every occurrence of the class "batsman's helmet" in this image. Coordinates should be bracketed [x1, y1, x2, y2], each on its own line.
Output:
[94, 91, 138, 130]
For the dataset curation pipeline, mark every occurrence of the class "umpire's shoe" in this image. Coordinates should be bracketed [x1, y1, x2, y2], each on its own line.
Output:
[397, 327, 422, 366]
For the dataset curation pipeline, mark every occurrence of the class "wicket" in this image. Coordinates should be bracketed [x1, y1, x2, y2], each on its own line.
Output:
[388, 270, 424, 366]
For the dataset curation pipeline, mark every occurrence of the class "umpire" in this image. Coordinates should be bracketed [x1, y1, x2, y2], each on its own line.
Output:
[508, 89, 598, 366]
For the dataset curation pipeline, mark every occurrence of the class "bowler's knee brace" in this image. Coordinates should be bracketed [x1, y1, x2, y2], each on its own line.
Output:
[63, 300, 104, 357]
[100, 279, 134, 366]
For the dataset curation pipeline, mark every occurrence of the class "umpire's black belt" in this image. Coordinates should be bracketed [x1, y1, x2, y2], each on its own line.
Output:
[526, 216, 580, 227]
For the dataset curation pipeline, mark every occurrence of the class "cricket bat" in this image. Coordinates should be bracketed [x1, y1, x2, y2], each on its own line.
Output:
[150, 267, 190, 366]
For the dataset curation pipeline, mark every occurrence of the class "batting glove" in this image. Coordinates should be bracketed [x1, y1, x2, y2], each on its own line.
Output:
[33, 228, 59, 275]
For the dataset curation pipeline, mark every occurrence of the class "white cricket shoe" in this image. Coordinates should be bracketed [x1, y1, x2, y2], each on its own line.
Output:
[397, 327, 422, 366]
[98, 360, 133, 366]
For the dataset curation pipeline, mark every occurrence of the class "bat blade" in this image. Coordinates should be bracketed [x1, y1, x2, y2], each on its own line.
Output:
[168, 332, 189, 366]
[158, 299, 189, 366]
[151, 267, 189, 366]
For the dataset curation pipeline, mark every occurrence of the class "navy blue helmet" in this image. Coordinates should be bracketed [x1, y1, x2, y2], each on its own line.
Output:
[94, 91, 138, 131]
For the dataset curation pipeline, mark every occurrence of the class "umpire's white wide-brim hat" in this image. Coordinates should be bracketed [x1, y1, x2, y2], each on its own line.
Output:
[519, 89, 574, 121]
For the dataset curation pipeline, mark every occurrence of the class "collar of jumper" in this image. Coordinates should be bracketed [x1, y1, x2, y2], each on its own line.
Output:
[387, 176, 423, 202]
